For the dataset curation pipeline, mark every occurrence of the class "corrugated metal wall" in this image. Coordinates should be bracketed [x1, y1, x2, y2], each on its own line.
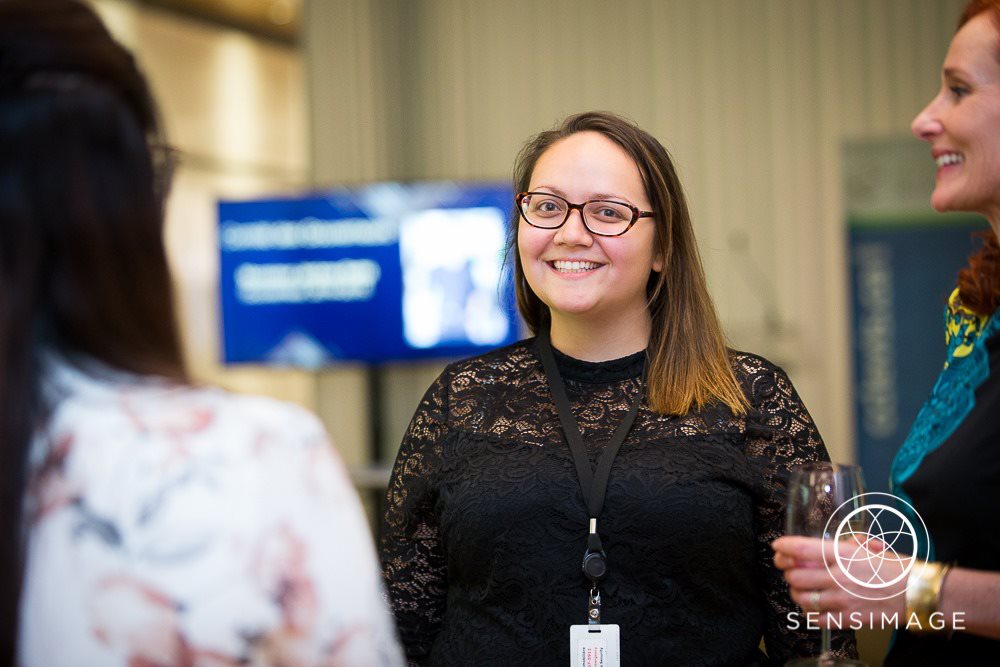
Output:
[306, 0, 964, 464]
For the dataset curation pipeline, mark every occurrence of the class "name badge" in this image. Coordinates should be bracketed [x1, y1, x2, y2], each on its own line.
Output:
[570, 624, 620, 667]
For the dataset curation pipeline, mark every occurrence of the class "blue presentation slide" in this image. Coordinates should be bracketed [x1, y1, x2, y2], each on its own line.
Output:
[218, 182, 520, 366]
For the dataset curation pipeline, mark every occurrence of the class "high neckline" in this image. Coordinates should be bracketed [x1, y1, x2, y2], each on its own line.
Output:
[549, 344, 646, 384]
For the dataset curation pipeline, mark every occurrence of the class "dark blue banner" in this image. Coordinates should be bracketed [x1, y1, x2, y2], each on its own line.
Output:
[849, 212, 987, 492]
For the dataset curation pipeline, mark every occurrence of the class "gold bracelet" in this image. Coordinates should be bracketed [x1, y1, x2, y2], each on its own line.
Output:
[905, 561, 952, 633]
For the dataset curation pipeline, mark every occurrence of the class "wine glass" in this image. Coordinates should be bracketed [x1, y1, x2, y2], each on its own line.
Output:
[785, 462, 868, 667]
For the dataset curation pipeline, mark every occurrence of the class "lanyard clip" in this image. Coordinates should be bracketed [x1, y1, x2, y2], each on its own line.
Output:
[582, 517, 608, 582]
[588, 586, 602, 625]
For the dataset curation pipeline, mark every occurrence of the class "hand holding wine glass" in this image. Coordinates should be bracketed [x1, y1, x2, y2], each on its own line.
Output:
[783, 462, 868, 667]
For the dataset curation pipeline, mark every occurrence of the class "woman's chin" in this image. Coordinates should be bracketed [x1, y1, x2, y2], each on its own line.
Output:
[930, 185, 989, 216]
[548, 304, 600, 320]
[930, 190, 955, 214]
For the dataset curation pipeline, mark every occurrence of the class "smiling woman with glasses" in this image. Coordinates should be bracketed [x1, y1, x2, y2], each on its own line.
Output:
[381, 111, 858, 665]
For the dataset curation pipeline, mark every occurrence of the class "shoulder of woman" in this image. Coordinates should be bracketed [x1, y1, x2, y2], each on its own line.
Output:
[34, 380, 361, 566]
[47, 375, 334, 472]
[726, 348, 789, 386]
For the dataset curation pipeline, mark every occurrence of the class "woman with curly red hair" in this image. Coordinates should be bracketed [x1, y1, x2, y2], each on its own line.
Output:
[774, 1, 1000, 664]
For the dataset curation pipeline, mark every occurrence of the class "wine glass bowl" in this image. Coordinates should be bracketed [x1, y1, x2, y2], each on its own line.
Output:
[786, 463, 866, 538]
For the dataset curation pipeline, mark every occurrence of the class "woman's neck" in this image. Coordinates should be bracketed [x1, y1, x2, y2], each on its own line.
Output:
[548, 310, 651, 362]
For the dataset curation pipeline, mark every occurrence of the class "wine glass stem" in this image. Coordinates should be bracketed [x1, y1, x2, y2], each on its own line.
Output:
[820, 627, 832, 657]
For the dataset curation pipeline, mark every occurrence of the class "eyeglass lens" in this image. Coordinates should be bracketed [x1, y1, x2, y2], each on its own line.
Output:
[519, 193, 634, 236]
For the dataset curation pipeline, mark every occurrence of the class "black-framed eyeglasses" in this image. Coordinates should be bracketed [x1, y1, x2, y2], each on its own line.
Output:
[515, 191, 655, 237]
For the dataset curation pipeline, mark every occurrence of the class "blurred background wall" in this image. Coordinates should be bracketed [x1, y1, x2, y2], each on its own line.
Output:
[90, 0, 317, 408]
[88, 0, 964, 500]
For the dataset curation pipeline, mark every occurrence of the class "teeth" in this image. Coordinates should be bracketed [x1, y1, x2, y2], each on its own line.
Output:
[552, 260, 600, 272]
[936, 153, 964, 167]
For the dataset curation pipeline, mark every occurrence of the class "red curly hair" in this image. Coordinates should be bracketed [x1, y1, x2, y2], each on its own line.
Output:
[958, 232, 1000, 315]
[954, 0, 1000, 315]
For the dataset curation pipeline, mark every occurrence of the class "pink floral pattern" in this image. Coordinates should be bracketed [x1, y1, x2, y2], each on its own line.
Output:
[19, 360, 403, 667]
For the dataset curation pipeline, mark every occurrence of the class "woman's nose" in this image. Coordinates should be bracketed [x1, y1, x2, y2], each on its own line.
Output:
[554, 208, 594, 246]
[911, 96, 942, 142]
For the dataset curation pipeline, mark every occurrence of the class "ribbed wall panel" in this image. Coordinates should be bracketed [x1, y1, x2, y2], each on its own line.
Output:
[306, 0, 965, 463]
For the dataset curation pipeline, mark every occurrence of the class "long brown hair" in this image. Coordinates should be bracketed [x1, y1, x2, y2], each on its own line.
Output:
[0, 1, 186, 660]
[510, 112, 748, 416]
[955, 0, 1000, 316]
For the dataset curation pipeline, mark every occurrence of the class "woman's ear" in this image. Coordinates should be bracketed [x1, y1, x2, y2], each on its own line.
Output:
[652, 253, 664, 273]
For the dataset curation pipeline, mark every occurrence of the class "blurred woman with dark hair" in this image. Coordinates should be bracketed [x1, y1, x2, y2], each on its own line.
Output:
[381, 110, 858, 665]
[774, 1, 1000, 664]
[0, 1, 402, 665]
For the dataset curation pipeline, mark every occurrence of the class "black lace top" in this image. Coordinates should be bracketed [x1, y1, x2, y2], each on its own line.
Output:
[381, 339, 857, 666]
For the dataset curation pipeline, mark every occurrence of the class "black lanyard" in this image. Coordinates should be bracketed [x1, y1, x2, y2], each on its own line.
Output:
[536, 329, 644, 623]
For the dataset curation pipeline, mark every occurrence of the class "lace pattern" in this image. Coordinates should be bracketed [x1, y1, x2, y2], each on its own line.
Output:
[382, 339, 857, 665]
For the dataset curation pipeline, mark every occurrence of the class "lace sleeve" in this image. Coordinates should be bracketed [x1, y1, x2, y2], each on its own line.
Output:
[736, 353, 859, 663]
[381, 370, 450, 666]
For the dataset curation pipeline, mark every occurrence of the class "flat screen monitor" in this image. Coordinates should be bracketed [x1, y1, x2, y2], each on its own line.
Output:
[218, 182, 521, 366]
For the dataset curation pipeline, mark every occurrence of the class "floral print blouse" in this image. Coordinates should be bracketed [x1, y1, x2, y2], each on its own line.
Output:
[19, 358, 403, 667]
